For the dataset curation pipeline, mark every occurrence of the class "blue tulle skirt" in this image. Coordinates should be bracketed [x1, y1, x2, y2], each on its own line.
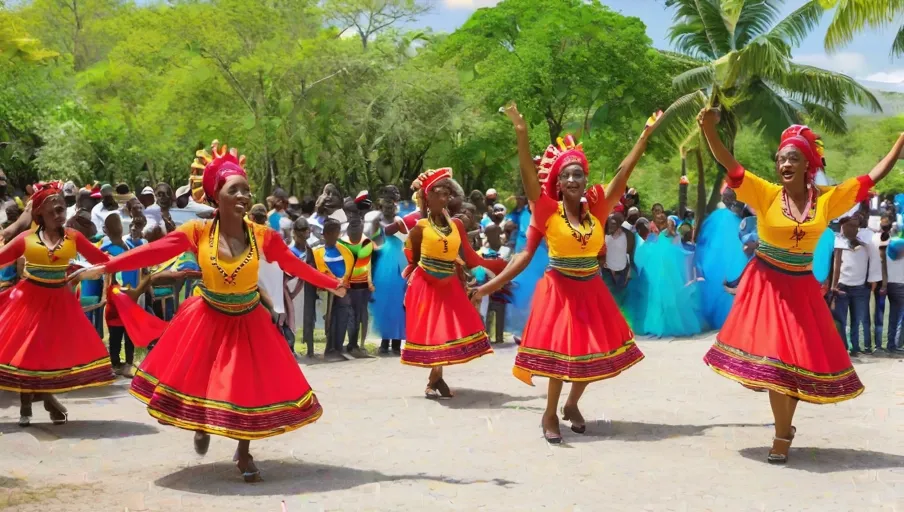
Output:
[626, 234, 705, 337]
[506, 239, 549, 336]
[370, 236, 407, 340]
[694, 209, 748, 329]
[812, 228, 836, 283]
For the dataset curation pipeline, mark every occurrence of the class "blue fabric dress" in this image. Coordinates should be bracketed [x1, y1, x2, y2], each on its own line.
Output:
[811, 227, 837, 284]
[694, 209, 748, 329]
[627, 233, 705, 337]
[505, 238, 549, 337]
[370, 231, 407, 340]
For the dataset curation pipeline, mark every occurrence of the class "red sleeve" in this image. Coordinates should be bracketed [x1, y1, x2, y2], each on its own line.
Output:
[263, 229, 341, 290]
[454, 219, 507, 274]
[529, 194, 558, 235]
[855, 175, 875, 203]
[403, 211, 422, 230]
[106, 230, 193, 273]
[72, 231, 110, 265]
[586, 184, 610, 221]
[0, 230, 27, 268]
[525, 225, 544, 253]
[725, 164, 745, 188]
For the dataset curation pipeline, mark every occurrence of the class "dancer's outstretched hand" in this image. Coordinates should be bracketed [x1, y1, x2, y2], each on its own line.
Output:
[642, 110, 665, 138]
[503, 102, 527, 130]
[68, 265, 106, 283]
[332, 285, 347, 298]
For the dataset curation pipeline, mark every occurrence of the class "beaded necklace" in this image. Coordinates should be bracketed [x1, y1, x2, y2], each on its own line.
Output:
[428, 214, 452, 254]
[35, 226, 69, 263]
[558, 202, 594, 250]
[208, 219, 258, 286]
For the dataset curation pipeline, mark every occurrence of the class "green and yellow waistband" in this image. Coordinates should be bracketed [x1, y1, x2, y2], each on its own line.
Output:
[755, 242, 813, 274]
[548, 256, 600, 280]
[23, 265, 68, 288]
[199, 286, 260, 316]
[419, 256, 456, 279]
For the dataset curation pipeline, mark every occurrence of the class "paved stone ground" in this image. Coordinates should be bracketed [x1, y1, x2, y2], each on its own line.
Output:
[2, 334, 904, 511]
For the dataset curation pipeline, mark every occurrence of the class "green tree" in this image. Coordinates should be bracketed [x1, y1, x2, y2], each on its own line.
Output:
[328, 0, 434, 51]
[661, 0, 880, 217]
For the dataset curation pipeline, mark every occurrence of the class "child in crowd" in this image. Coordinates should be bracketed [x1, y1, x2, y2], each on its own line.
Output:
[477, 223, 507, 344]
[287, 217, 314, 357]
[312, 219, 353, 361]
[99, 214, 143, 376]
[340, 218, 375, 358]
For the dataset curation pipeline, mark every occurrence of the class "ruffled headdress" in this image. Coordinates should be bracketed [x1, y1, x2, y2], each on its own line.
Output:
[190, 140, 247, 205]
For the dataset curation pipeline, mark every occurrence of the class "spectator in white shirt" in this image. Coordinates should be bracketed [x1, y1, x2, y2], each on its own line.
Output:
[90, 184, 121, 232]
[62, 181, 78, 220]
[604, 212, 634, 297]
[832, 212, 883, 355]
[138, 186, 156, 209]
[876, 215, 904, 352]
[144, 183, 176, 237]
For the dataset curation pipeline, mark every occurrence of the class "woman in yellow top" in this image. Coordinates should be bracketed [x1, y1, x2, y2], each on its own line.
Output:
[402, 168, 506, 399]
[475, 103, 662, 444]
[79, 142, 346, 482]
[0, 182, 115, 427]
[698, 107, 904, 464]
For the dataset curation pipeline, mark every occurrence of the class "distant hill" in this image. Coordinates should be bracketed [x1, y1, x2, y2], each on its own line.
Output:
[849, 81, 904, 116]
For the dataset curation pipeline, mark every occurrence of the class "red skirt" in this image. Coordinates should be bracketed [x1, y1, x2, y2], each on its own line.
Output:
[0, 280, 114, 393]
[515, 270, 643, 385]
[401, 267, 492, 367]
[129, 296, 322, 440]
[703, 259, 864, 404]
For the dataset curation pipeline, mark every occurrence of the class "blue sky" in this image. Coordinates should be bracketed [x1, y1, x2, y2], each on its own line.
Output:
[416, 0, 904, 90]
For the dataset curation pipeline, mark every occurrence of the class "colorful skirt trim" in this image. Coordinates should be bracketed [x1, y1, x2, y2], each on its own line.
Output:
[130, 369, 322, 440]
[704, 342, 864, 404]
[128, 296, 323, 440]
[513, 341, 644, 384]
[706, 257, 863, 404]
[402, 267, 493, 367]
[515, 270, 642, 384]
[0, 280, 114, 393]
[0, 357, 114, 394]
[401, 331, 492, 367]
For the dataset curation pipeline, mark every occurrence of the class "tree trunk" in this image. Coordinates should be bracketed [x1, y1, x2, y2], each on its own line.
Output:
[694, 148, 707, 228]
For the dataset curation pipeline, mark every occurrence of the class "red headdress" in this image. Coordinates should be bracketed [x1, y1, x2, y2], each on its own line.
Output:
[192, 140, 247, 205]
[411, 167, 453, 194]
[31, 181, 63, 212]
[780, 125, 824, 179]
[538, 135, 588, 199]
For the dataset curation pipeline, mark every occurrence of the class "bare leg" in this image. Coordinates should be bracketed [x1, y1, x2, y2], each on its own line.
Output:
[234, 439, 260, 482]
[768, 391, 796, 460]
[562, 382, 589, 432]
[543, 379, 564, 441]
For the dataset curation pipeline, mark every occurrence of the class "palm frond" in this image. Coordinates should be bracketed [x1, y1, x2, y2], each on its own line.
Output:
[734, 79, 801, 139]
[765, 0, 825, 48]
[802, 102, 848, 134]
[658, 89, 708, 149]
[666, 0, 733, 59]
[672, 65, 715, 93]
[824, 0, 904, 51]
[724, 36, 790, 88]
[734, 0, 783, 48]
[656, 49, 708, 67]
[892, 24, 904, 58]
[773, 64, 881, 113]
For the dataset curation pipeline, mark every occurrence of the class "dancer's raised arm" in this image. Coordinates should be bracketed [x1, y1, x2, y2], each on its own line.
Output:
[698, 108, 741, 178]
[504, 102, 541, 202]
[868, 133, 904, 184]
[604, 111, 664, 214]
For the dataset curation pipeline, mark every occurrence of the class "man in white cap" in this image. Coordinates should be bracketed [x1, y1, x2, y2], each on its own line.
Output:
[63, 181, 78, 220]
[138, 186, 156, 209]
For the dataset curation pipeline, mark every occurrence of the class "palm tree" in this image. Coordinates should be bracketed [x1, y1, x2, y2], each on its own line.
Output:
[822, 0, 904, 57]
[660, 0, 881, 216]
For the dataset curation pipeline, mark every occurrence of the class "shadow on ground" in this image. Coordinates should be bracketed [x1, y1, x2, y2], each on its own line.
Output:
[0, 420, 158, 440]
[430, 388, 536, 410]
[738, 447, 904, 473]
[566, 421, 767, 443]
[155, 459, 517, 496]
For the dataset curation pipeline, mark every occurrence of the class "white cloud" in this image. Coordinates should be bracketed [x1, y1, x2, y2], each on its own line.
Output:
[443, 0, 500, 8]
[864, 70, 904, 84]
[794, 52, 869, 76]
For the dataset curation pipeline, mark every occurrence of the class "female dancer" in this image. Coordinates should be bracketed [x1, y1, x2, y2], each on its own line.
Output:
[0, 182, 115, 426]
[366, 185, 408, 355]
[402, 168, 506, 398]
[474, 103, 660, 443]
[79, 143, 346, 482]
[698, 107, 904, 463]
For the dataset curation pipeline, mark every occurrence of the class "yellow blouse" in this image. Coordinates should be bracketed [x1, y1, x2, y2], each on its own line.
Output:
[735, 171, 870, 254]
[417, 217, 461, 279]
[530, 192, 606, 279]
